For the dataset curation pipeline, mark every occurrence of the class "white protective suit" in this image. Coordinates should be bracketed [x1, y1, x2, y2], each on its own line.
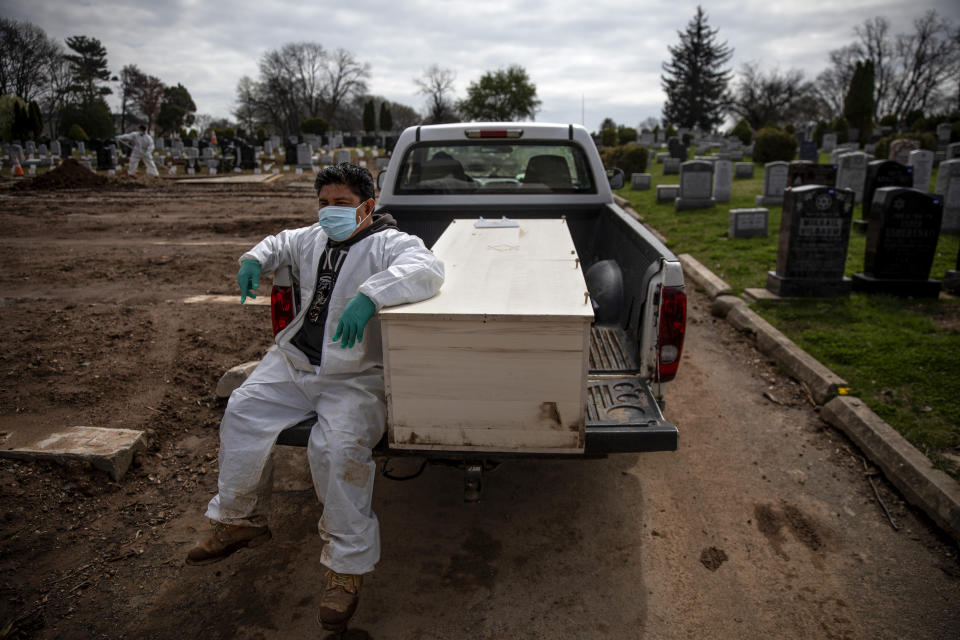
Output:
[206, 220, 444, 574]
[116, 130, 159, 176]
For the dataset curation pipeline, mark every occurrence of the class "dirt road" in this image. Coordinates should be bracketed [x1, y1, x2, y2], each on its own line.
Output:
[1, 177, 958, 639]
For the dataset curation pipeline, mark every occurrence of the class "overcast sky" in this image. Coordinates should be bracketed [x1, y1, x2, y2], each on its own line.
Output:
[6, 0, 960, 131]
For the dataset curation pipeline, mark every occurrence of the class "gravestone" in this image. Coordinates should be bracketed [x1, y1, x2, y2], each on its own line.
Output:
[264, 140, 273, 155]
[25, 140, 36, 155]
[787, 162, 837, 188]
[861, 160, 913, 225]
[798, 140, 818, 162]
[59, 140, 72, 158]
[848, 128, 860, 144]
[50, 140, 61, 157]
[934, 159, 960, 232]
[668, 137, 687, 161]
[675, 161, 715, 211]
[713, 159, 732, 203]
[948, 143, 960, 161]
[284, 144, 298, 165]
[96, 146, 116, 170]
[908, 149, 934, 192]
[663, 157, 681, 175]
[734, 162, 754, 179]
[375, 157, 390, 171]
[766, 185, 855, 297]
[888, 139, 919, 165]
[320, 153, 334, 165]
[10, 144, 24, 164]
[728, 208, 769, 238]
[755, 161, 789, 206]
[296, 143, 312, 169]
[335, 149, 352, 164]
[239, 143, 257, 170]
[639, 132, 655, 146]
[77, 141, 85, 155]
[944, 246, 960, 295]
[656, 184, 679, 203]
[822, 133, 837, 153]
[630, 173, 651, 190]
[937, 123, 952, 145]
[852, 187, 943, 297]
[656, 152, 670, 164]
[37, 144, 47, 157]
[154, 137, 165, 151]
[836, 152, 868, 203]
[185, 147, 199, 169]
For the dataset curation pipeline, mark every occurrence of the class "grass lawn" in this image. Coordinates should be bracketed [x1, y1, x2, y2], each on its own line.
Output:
[616, 152, 960, 478]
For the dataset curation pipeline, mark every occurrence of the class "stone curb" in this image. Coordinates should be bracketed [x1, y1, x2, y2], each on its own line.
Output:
[0, 426, 147, 481]
[713, 295, 847, 405]
[678, 253, 733, 299]
[821, 397, 960, 542]
[216, 360, 261, 398]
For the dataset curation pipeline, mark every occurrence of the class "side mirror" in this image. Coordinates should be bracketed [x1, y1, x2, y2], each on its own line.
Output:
[376, 171, 386, 190]
[607, 167, 625, 190]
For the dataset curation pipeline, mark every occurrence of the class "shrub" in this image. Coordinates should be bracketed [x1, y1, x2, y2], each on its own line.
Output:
[730, 119, 753, 145]
[257, 127, 266, 143]
[617, 126, 637, 143]
[879, 114, 898, 127]
[665, 124, 677, 138]
[599, 128, 618, 147]
[66, 124, 88, 141]
[301, 117, 329, 135]
[600, 143, 648, 176]
[813, 120, 827, 146]
[752, 127, 797, 163]
[832, 116, 850, 144]
[214, 127, 235, 140]
[873, 133, 936, 161]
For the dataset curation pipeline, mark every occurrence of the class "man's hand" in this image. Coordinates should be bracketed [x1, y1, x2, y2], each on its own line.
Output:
[237, 260, 261, 303]
[333, 293, 376, 348]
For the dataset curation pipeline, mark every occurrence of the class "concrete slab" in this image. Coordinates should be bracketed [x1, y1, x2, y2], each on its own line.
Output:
[822, 397, 960, 543]
[175, 174, 280, 185]
[743, 287, 780, 303]
[678, 253, 732, 299]
[216, 360, 261, 398]
[0, 426, 147, 481]
[180, 295, 269, 306]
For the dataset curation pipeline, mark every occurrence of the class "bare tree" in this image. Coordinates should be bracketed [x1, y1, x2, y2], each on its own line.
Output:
[415, 65, 457, 123]
[233, 75, 259, 134]
[323, 48, 369, 128]
[728, 62, 813, 129]
[0, 18, 61, 101]
[38, 42, 71, 138]
[815, 44, 860, 120]
[853, 17, 894, 119]
[117, 64, 143, 132]
[135, 73, 165, 133]
[887, 10, 960, 118]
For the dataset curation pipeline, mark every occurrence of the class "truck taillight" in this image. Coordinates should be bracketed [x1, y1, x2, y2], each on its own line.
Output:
[464, 128, 523, 139]
[657, 285, 686, 382]
[271, 285, 295, 336]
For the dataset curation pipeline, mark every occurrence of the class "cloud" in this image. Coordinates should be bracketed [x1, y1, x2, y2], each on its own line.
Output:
[5, 0, 959, 131]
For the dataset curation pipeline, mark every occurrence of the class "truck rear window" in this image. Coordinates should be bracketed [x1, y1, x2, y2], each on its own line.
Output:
[393, 141, 596, 194]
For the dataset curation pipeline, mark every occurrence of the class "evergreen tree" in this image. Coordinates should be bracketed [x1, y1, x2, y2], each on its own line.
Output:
[458, 65, 540, 121]
[379, 101, 393, 132]
[843, 60, 875, 145]
[27, 100, 42, 138]
[660, 6, 733, 131]
[63, 35, 112, 104]
[362, 98, 376, 132]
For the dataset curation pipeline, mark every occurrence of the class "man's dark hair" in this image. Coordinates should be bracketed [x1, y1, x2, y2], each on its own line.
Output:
[138, 124, 147, 132]
[315, 162, 375, 201]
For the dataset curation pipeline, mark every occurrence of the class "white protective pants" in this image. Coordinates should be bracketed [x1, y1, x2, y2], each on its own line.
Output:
[128, 152, 159, 177]
[205, 347, 386, 574]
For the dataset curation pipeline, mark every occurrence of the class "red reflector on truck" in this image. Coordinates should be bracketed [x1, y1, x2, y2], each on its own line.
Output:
[271, 285, 296, 336]
[464, 128, 523, 139]
[657, 285, 686, 382]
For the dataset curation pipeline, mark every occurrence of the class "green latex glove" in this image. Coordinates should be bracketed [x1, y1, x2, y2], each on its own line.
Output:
[237, 259, 261, 303]
[145, 152, 152, 159]
[333, 293, 376, 349]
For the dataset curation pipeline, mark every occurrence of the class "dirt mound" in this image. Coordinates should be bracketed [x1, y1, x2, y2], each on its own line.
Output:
[13, 158, 109, 190]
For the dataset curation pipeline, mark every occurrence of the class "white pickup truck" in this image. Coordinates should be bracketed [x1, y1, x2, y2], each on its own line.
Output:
[271, 122, 686, 494]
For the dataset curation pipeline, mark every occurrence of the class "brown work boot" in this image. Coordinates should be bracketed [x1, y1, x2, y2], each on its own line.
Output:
[317, 570, 363, 630]
[185, 522, 271, 566]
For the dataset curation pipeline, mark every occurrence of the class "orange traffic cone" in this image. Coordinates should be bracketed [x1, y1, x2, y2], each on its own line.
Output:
[12, 156, 24, 177]
[211, 131, 218, 145]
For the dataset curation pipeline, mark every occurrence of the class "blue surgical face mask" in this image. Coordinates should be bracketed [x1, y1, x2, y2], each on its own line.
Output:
[317, 203, 369, 241]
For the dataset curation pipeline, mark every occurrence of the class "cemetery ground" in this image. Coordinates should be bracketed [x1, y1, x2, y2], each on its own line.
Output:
[0, 170, 958, 639]
[618, 154, 960, 483]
